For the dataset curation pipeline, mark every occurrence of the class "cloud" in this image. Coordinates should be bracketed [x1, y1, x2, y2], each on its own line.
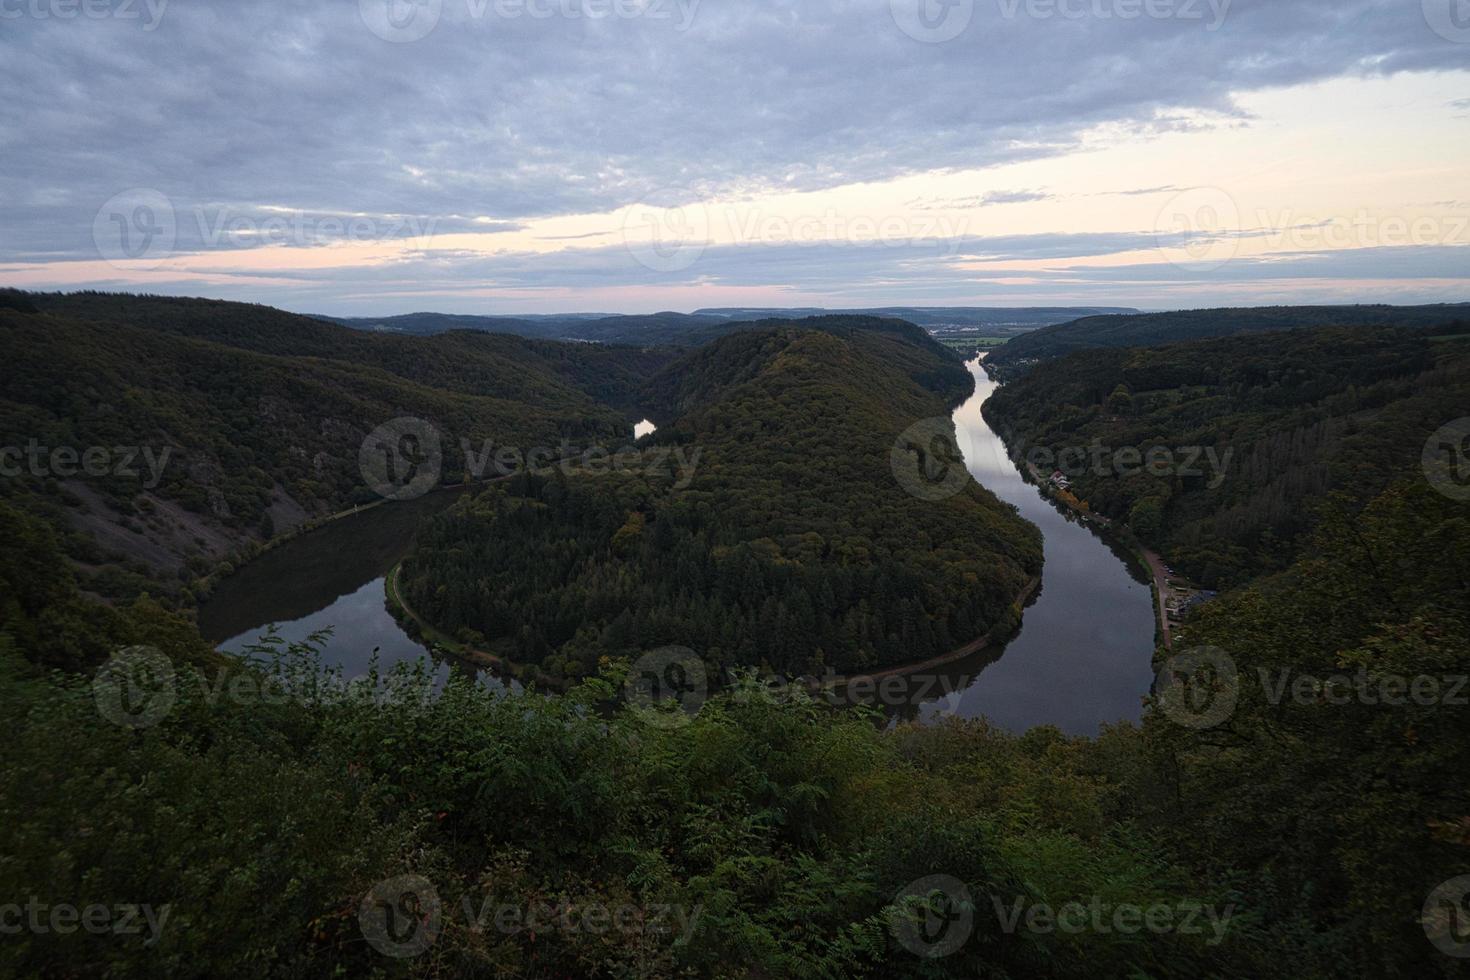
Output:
[4, 2, 1464, 237]
[1, 0, 1467, 308]
[909, 189, 1056, 209]
[1101, 185, 1193, 197]
[22, 229, 1461, 314]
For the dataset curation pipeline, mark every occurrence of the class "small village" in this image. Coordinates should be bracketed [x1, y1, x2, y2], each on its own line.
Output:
[1035, 466, 1111, 528]
[1156, 560, 1218, 648]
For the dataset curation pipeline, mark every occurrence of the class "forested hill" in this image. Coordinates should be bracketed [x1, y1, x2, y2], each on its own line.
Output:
[400, 317, 1043, 680]
[0, 291, 679, 606]
[639, 315, 970, 421]
[322, 310, 739, 346]
[984, 303, 1470, 377]
[691, 306, 1140, 328]
[25, 291, 675, 412]
[983, 320, 1470, 587]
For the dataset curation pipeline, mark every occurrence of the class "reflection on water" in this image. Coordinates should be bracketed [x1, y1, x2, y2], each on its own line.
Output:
[877, 357, 1158, 734]
[199, 488, 498, 687]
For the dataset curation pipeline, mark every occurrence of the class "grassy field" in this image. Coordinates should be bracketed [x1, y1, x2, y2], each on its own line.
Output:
[934, 333, 1010, 356]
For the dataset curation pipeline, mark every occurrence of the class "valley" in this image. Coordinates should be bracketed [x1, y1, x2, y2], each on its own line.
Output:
[195, 353, 1158, 734]
[8, 6, 1469, 974]
[2, 292, 1466, 978]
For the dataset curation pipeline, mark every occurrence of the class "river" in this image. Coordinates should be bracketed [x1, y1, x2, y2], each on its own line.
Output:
[198, 488, 484, 687]
[199, 385, 1156, 735]
[890, 357, 1158, 732]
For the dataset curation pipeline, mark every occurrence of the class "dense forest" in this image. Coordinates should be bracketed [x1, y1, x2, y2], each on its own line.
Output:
[24, 291, 676, 415]
[324, 310, 743, 345]
[2, 291, 1466, 977]
[0, 291, 677, 605]
[984, 303, 1470, 378]
[400, 318, 1043, 679]
[4, 471, 1465, 977]
[984, 322, 1470, 586]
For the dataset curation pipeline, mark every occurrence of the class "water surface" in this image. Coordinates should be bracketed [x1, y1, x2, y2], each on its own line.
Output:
[891, 358, 1157, 732]
[200, 489, 477, 685]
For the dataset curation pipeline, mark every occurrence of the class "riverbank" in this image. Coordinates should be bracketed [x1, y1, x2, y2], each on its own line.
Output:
[807, 575, 1042, 693]
[1139, 548, 1175, 650]
[1019, 460, 1173, 651]
[385, 562, 570, 691]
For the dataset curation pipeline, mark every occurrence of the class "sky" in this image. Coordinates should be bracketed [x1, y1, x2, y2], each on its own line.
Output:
[2, 0, 1468, 315]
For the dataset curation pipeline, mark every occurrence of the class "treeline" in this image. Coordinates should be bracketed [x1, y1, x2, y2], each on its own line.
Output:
[0, 292, 678, 605]
[983, 323, 1470, 586]
[324, 309, 746, 347]
[403, 320, 1042, 679]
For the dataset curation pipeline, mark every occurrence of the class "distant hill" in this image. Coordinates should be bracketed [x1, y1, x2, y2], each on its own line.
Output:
[324, 306, 1137, 346]
[321, 310, 737, 346]
[694, 306, 1138, 331]
[984, 303, 1470, 377]
[317, 311, 573, 338]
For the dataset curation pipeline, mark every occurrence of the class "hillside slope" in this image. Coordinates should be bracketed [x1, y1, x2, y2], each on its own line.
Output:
[1, 292, 678, 603]
[29, 292, 675, 413]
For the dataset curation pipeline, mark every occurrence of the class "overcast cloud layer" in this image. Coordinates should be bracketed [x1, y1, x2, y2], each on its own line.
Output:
[1, 0, 1467, 312]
